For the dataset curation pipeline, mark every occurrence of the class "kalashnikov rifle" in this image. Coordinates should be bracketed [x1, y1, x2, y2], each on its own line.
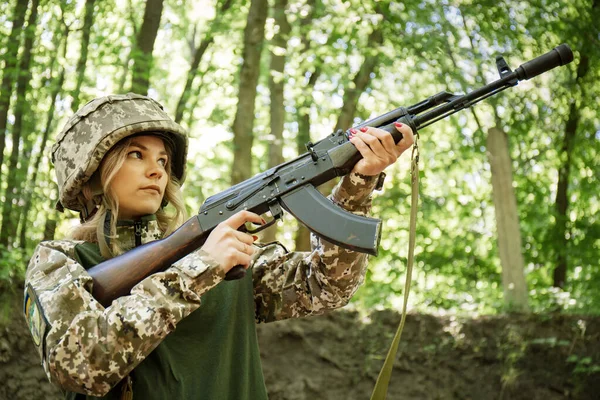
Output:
[88, 44, 574, 306]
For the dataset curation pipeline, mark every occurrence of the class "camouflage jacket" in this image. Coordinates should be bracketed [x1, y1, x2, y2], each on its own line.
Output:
[23, 172, 379, 396]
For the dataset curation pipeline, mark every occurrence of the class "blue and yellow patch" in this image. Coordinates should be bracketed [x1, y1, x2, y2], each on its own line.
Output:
[24, 284, 48, 348]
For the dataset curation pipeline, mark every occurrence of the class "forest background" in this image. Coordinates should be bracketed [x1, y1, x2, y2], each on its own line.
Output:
[0, 0, 598, 398]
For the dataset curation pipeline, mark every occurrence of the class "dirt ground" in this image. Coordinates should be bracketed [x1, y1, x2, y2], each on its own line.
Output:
[2, 292, 599, 400]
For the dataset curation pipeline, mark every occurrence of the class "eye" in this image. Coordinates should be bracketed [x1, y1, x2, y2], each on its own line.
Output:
[128, 151, 142, 159]
[158, 158, 168, 167]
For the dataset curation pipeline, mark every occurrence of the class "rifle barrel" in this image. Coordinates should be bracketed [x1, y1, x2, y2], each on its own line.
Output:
[516, 44, 574, 80]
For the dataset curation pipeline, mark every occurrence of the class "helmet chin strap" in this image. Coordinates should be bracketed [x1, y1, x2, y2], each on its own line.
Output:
[79, 196, 100, 223]
[79, 174, 105, 222]
[103, 210, 113, 247]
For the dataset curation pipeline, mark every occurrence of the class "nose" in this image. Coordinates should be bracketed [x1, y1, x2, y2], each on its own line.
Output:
[146, 161, 164, 180]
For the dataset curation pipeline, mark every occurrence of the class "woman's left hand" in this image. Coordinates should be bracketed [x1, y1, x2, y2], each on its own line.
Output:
[349, 122, 415, 176]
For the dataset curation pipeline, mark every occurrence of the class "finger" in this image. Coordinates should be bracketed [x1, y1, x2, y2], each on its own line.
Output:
[234, 251, 253, 267]
[233, 230, 257, 245]
[349, 135, 377, 160]
[225, 210, 264, 229]
[232, 241, 255, 256]
[355, 128, 388, 159]
[224, 244, 254, 269]
[394, 122, 415, 152]
[245, 242, 256, 256]
[362, 127, 397, 158]
[355, 129, 396, 165]
[396, 135, 413, 154]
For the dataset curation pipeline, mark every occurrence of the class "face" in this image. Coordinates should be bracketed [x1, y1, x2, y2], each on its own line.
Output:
[108, 135, 170, 220]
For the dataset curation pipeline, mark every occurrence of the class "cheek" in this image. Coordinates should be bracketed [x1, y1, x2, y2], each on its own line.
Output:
[110, 167, 136, 198]
[109, 179, 129, 202]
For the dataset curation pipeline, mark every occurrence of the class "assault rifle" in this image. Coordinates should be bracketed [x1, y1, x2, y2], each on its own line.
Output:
[89, 44, 573, 306]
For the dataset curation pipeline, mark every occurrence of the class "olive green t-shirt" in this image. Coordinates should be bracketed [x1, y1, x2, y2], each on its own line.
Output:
[67, 242, 268, 400]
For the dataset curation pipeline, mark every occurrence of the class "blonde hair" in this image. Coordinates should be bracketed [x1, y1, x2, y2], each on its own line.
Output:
[69, 135, 188, 258]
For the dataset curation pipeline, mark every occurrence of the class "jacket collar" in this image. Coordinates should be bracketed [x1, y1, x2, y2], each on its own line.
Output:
[114, 214, 163, 251]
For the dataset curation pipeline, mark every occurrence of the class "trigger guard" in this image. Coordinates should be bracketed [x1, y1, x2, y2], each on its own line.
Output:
[245, 201, 284, 234]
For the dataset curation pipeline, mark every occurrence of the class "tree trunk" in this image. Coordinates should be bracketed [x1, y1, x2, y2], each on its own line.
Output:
[294, 68, 322, 250]
[293, 0, 319, 251]
[293, 67, 318, 250]
[44, 218, 58, 241]
[333, 28, 383, 132]
[117, 1, 140, 93]
[230, 0, 269, 185]
[174, 0, 234, 124]
[294, 27, 383, 250]
[184, 74, 208, 130]
[318, 27, 383, 216]
[175, 36, 213, 124]
[117, 52, 133, 93]
[455, 11, 529, 307]
[43, 184, 59, 241]
[0, 0, 29, 180]
[552, 52, 589, 288]
[19, 28, 69, 250]
[130, 0, 164, 95]
[260, 0, 290, 243]
[487, 127, 529, 313]
[71, 0, 96, 111]
[0, 0, 39, 249]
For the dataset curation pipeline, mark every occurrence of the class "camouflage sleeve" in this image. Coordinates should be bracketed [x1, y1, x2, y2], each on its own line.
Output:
[23, 240, 223, 396]
[253, 171, 379, 323]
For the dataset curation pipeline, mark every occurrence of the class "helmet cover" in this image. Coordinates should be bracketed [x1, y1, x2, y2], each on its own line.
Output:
[51, 93, 188, 213]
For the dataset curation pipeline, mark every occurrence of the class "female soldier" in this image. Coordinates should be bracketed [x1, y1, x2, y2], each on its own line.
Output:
[23, 93, 414, 399]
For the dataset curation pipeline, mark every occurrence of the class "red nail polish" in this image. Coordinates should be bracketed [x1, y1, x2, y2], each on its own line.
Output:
[394, 122, 403, 128]
[252, 235, 259, 241]
[359, 127, 368, 132]
[349, 128, 358, 134]
[261, 218, 267, 224]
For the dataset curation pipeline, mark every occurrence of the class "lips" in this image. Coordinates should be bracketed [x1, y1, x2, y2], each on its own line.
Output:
[140, 185, 161, 195]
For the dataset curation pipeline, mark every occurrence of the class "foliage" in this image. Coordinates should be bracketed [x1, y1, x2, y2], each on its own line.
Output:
[0, 244, 26, 322]
[0, 245, 25, 288]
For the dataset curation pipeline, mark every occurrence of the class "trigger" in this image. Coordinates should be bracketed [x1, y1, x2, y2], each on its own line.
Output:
[245, 201, 284, 234]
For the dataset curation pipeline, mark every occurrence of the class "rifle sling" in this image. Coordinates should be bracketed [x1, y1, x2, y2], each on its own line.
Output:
[370, 136, 420, 400]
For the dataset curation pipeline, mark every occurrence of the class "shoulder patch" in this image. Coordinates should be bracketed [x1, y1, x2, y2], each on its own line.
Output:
[24, 284, 49, 349]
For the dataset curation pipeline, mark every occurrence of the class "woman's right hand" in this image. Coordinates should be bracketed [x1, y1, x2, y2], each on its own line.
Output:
[201, 210, 264, 273]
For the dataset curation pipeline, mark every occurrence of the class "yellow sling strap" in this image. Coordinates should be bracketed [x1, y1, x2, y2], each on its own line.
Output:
[370, 135, 420, 400]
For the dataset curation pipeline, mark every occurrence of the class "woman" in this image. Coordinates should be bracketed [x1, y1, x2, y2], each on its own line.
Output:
[24, 93, 414, 399]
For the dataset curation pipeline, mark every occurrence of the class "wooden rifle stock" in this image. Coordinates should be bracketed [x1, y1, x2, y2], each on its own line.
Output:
[88, 216, 209, 307]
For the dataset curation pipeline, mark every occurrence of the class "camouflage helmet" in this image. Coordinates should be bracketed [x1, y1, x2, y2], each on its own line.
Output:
[51, 93, 188, 216]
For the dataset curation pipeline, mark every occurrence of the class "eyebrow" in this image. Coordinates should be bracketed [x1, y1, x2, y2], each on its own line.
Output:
[129, 141, 169, 156]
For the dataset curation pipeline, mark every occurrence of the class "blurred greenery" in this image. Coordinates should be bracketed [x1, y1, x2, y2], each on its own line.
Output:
[0, 0, 597, 315]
